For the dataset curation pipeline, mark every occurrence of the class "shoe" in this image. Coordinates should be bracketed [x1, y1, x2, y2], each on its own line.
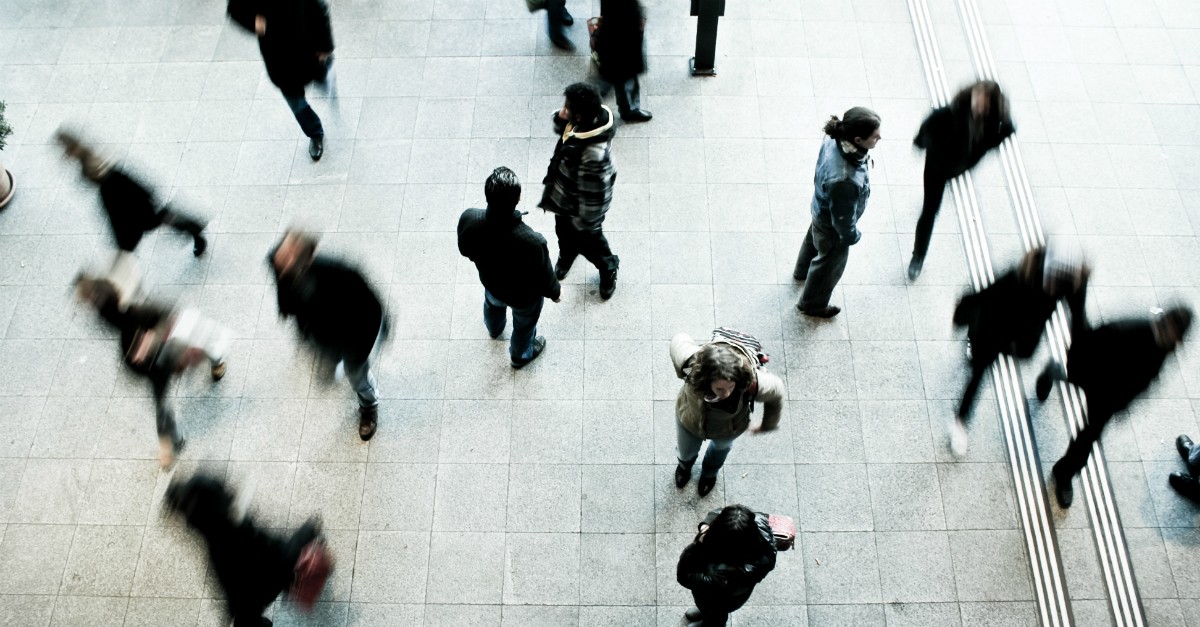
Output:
[1169, 472, 1200, 502]
[1036, 369, 1053, 402]
[550, 35, 575, 51]
[193, 235, 208, 257]
[949, 417, 969, 458]
[675, 463, 692, 488]
[211, 361, 227, 381]
[697, 474, 717, 497]
[793, 273, 806, 282]
[798, 305, 841, 318]
[620, 109, 653, 122]
[555, 258, 573, 281]
[359, 404, 378, 441]
[487, 327, 503, 340]
[599, 266, 618, 300]
[1052, 462, 1073, 508]
[1178, 435, 1194, 463]
[511, 336, 547, 368]
[687, 622, 703, 627]
[309, 136, 324, 161]
[907, 256, 924, 281]
[685, 607, 703, 621]
[561, 7, 574, 25]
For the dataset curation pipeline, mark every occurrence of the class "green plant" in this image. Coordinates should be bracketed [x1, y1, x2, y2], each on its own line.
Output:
[0, 101, 12, 152]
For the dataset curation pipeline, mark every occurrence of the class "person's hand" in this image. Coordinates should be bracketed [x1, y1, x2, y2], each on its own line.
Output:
[254, 14, 266, 36]
[556, 107, 569, 121]
[552, 296, 562, 303]
[317, 52, 330, 62]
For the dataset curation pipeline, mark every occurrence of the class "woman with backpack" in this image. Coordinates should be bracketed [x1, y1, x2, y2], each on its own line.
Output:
[671, 330, 786, 496]
[676, 504, 778, 627]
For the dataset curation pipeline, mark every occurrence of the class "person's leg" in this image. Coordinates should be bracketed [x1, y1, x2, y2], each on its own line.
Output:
[1052, 404, 1112, 507]
[957, 360, 991, 422]
[343, 357, 379, 409]
[554, 214, 581, 276]
[700, 438, 735, 478]
[911, 166, 946, 265]
[545, 0, 569, 46]
[1036, 361, 1066, 402]
[151, 374, 183, 467]
[509, 298, 544, 363]
[676, 420, 704, 467]
[576, 223, 619, 273]
[797, 224, 850, 312]
[281, 90, 325, 138]
[793, 224, 817, 281]
[158, 205, 208, 256]
[483, 290, 508, 339]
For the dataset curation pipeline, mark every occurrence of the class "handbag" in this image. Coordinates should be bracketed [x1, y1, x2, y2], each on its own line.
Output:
[700, 508, 795, 552]
[289, 538, 335, 611]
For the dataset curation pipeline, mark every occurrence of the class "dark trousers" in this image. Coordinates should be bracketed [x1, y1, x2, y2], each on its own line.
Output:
[614, 76, 641, 115]
[158, 206, 206, 243]
[912, 166, 948, 260]
[958, 355, 995, 421]
[483, 290, 543, 362]
[546, 0, 567, 40]
[691, 589, 753, 627]
[1043, 364, 1117, 480]
[555, 214, 619, 273]
[283, 91, 324, 138]
[795, 221, 850, 310]
[150, 373, 183, 449]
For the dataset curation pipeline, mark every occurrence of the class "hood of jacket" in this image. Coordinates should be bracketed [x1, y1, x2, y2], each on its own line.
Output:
[561, 105, 616, 145]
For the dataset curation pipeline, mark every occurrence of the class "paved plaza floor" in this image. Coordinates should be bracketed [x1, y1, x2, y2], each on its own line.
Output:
[0, 0, 1199, 624]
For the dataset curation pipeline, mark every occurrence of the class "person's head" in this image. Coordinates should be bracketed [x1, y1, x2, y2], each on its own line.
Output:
[963, 80, 1006, 120]
[561, 82, 602, 126]
[484, 166, 522, 212]
[700, 504, 770, 559]
[272, 229, 319, 281]
[56, 127, 111, 182]
[823, 106, 882, 151]
[73, 273, 118, 309]
[1154, 306, 1192, 350]
[685, 343, 753, 402]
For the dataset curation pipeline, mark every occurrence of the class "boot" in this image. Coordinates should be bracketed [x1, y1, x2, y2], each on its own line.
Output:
[555, 257, 573, 280]
[359, 404, 378, 441]
[1052, 461, 1073, 508]
[599, 265, 618, 300]
[674, 459, 694, 488]
[697, 474, 717, 497]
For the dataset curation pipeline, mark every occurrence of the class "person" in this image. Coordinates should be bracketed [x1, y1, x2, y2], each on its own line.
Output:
[1037, 305, 1192, 508]
[670, 332, 785, 496]
[676, 504, 777, 627]
[56, 129, 208, 257]
[539, 83, 620, 299]
[594, 0, 652, 122]
[75, 273, 230, 468]
[268, 230, 385, 440]
[793, 107, 881, 318]
[458, 167, 561, 368]
[543, 0, 576, 50]
[1169, 434, 1200, 502]
[909, 80, 1015, 280]
[952, 245, 1088, 456]
[228, 0, 335, 161]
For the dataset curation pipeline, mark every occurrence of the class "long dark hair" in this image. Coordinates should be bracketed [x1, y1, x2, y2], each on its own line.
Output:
[684, 343, 753, 396]
[823, 106, 881, 143]
[700, 504, 769, 560]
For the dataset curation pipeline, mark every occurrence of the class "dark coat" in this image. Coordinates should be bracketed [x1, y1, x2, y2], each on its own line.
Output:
[1066, 318, 1170, 414]
[596, 0, 646, 83]
[914, 90, 1015, 181]
[954, 269, 1085, 367]
[98, 169, 166, 252]
[677, 516, 778, 613]
[92, 294, 173, 385]
[228, 0, 334, 94]
[457, 206, 561, 307]
[269, 253, 384, 363]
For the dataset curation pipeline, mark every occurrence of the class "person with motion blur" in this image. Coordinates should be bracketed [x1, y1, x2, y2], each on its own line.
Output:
[594, 0, 652, 122]
[677, 504, 778, 627]
[909, 80, 1015, 280]
[1038, 305, 1192, 508]
[541, 0, 576, 50]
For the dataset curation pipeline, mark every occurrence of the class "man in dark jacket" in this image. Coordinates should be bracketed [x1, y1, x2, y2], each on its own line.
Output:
[458, 167, 561, 368]
[909, 80, 1014, 280]
[269, 230, 385, 440]
[595, 0, 652, 122]
[1037, 305, 1192, 508]
[229, 0, 335, 161]
[540, 83, 620, 299]
[57, 130, 208, 257]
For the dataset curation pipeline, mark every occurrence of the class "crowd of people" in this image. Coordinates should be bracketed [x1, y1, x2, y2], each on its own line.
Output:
[21, 0, 1194, 625]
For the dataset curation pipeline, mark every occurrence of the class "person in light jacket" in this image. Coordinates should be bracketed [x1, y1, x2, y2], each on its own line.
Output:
[671, 333, 785, 497]
[794, 107, 881, 318]
[676, 504, 778, 627]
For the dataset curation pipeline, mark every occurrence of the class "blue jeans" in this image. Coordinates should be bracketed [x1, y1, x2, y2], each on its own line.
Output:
[676, 420, 736, 478]
[483, 290, 543, 362]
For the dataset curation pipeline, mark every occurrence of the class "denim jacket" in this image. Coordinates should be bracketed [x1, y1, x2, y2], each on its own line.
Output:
[810, 136, 870, 246]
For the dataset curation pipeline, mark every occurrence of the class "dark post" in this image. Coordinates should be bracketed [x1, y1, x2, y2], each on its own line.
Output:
[690, 0, 725, 76]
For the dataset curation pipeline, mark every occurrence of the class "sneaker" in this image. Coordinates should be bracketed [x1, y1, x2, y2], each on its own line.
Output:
[511, 336, 547, 369]
[359, 405, 378, 441]
[697, 474, 717, 497]
[798, 305, 841, 318]
[211, 361, 227, 381]
[949, 417, 969, 457]
[907, 256, 924, 281]
[599, 266, 618, 300]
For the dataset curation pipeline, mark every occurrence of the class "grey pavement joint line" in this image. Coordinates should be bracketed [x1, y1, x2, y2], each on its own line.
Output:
[953, 0, 1146, 624]
[906, 0, 1073, 625]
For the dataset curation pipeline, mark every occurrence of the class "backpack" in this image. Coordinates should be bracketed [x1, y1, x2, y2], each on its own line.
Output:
[710, 327, 769, 367]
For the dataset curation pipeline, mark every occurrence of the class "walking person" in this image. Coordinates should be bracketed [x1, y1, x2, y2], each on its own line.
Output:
[594, 0, 652, 122]
[677, 504, 778, 627]
[793, 107, 881, 318]
[1169, 434, 1200, 503]
[268, 229, 386, 440]
[908, 80, 1015, 280]
[539, 0, 576, 50]
[228, 0, 335, 161]
[952, 245, 1088, 456]
[1037, 305, 1192, 507]
[57, 129, 208, 257]
[670, 331, 785, 496]
[539, 83, 620, 299]
[458, 167, 562, 368]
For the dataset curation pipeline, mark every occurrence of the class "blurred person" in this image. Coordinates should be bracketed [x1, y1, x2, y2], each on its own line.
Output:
[594, 0, 652, 122]
[167, 473, 330, 627]
[539, 83, 620, 299]
[909, 80, 1015, 280]
[793, 107, 881, 318]
[57, 129, 208, 258]
[74, 273, 231, 468]
[677, 504, 778, 627]
[952, 244, 1088, 456]
[670, 331, 785, 497]
[458, 167, 561, 368]
[541, 0, 576, 50]
[268, 229, 386, 440]
[228, 0, 335, 161]
[1169, 433, 1200, 503]
[1037, 305, 1192, 508]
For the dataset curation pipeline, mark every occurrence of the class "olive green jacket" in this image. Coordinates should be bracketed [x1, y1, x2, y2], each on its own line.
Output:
[670, 333, 786, 440]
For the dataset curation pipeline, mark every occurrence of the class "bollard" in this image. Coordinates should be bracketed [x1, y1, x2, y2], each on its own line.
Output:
[690, 0, 725, 76]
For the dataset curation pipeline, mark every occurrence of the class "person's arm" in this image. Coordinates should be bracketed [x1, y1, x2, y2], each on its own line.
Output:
[307, 0, 335, 54]
[576, 145, 616, 225]
[752, 370, 786, 431]
[541, 240, 562, 302]
[676, 544, 726, 592]
[913, 106, 947, 150]
[670, 333, 702, 379]
[828, 180, 862, 246]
